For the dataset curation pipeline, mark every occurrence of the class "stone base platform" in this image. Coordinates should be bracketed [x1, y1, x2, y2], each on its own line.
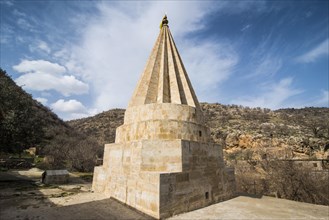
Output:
[92, 139, 235, 219]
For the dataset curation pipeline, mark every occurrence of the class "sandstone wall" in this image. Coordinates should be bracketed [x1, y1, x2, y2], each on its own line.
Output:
[92, 103, 235, 219]
[92, 139, 235, 218]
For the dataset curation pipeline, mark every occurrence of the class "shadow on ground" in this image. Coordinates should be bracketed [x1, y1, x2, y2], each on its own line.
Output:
[0, 170, 153, 220]
[236, 192, 263, 199]
[22, 198, 154, 220]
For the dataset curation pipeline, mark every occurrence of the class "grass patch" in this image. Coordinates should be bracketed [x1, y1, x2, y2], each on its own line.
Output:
[50, 192, 75, 198]
[72, 172, 93, 182]
[34, 156, 44, 164]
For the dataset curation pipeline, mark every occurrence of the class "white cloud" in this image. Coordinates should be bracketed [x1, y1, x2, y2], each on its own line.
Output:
[50, 99, 97, 120]
[225, 1, 267, 13]
[1, 0, 14, 6]
[35, 97, 48, 105]
[17, 18, 33, 30]
[12, 9, 26, 17]
[320, 90, 329, 106]
[29, 41, 51, 54]
[0, 35, 9, 44]
[63, 1, 238, 112]
[241, 24, 251, 32]
[306, 11, 312, 18]
[181, 42, 238, 101]
[231, 77, 303, 109]
[41, 92, 52, 97]
[15, 73, 89, 96]
[246, 56, 282, 79]
[313, 90, 329, 107]
[51, 99, 87, 113]
[54, 48, 70, 60]
[296, 39, 329, 63]
[13, 60, 66, 75]
[0, 24, 14, 44]
[38, 41, 51, 53]
[13, 60, 89, 96]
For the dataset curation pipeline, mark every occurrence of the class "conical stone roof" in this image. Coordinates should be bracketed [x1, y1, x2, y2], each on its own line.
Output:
[128, 15, 201, 110]
[92, 16, 236, 219]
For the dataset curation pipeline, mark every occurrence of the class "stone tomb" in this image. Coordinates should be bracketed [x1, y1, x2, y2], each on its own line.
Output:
[92, 16, 235, 219]
[42, 170, 69, 184]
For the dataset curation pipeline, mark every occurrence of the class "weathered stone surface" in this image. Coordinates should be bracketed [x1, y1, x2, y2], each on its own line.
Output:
[92, 16, 235, 219]
[42, 170, 69, 184]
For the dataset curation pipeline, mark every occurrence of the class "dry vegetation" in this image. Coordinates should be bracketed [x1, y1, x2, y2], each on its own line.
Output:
[0, 69, 101, 172]
[201, 103, 329, 159]
[235, 160, 329, 205]
[68, 109, 124, 146]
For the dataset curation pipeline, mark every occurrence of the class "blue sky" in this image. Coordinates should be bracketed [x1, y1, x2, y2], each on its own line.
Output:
[1, 0, 328, 120]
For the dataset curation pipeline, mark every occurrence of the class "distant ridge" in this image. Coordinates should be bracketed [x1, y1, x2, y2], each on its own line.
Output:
[68, 108, 125, 145]
[69, 103, 329, 160]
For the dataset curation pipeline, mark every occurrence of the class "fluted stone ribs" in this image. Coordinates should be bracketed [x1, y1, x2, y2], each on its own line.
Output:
[92, 17, 236, 219]
[128, 25, 200, 109]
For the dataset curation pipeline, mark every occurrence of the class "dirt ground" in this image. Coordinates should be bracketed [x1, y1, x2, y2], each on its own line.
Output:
[0, 168, 328, 220]
[0, 168, 152, 220]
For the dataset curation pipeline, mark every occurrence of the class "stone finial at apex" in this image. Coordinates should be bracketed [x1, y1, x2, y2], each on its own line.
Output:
[160, 14, 169, 28]
[129, 13, 202, 110]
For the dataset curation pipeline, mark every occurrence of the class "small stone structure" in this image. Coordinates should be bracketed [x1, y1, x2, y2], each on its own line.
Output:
[42, 170, 69, 184]
[92, 15, 235, 219]
[292, 159, 329, 171]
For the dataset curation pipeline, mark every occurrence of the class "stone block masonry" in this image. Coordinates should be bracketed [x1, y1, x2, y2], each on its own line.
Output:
[42, 170, 69, 184]
[92, 15, 235, 219]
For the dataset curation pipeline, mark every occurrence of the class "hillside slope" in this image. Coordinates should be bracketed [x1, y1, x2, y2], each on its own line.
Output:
[0, 68, 69, 153]
[69, 103, 329, 160]
[0, 68, 101, 171]
[68, 109, 125, 145]
[201, 103, 329, 160]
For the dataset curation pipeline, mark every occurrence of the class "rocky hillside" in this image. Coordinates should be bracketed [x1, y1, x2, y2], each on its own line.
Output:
[0, 68, 101, 171]
[201, 103, 329, 160]
[68, 109, 125, 145]
[68, 103, 329, 160]
[0, 68, 69, 154]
